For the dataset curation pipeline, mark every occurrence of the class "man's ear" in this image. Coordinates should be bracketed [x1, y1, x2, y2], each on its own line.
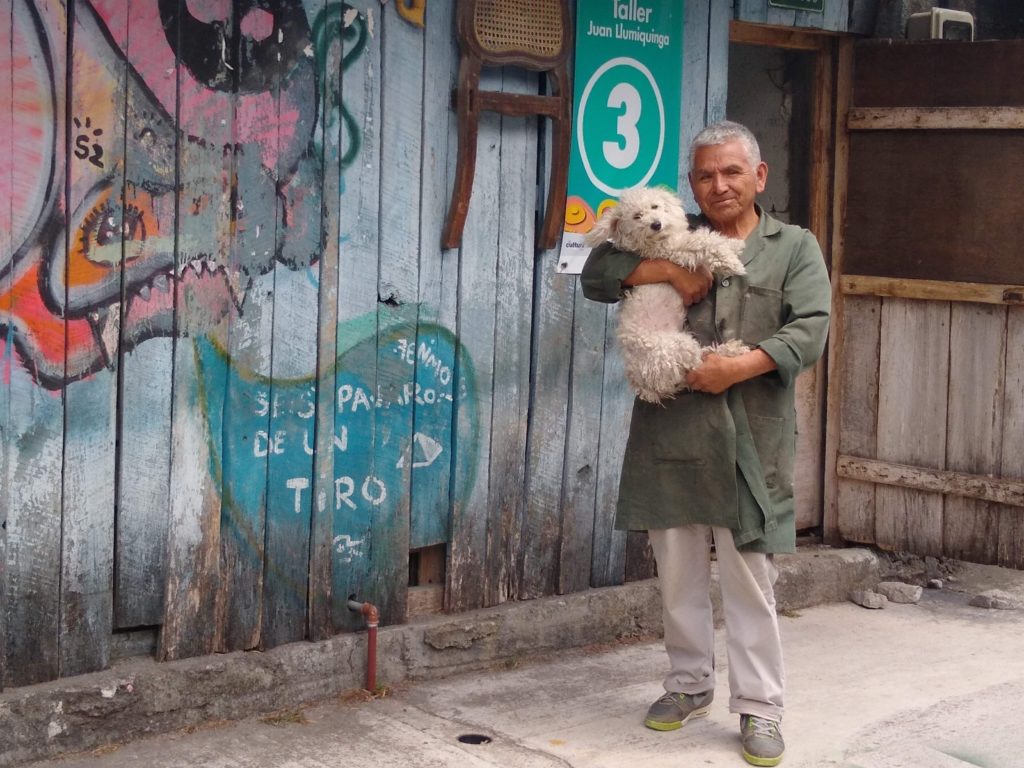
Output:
[755, 161, 768, 194]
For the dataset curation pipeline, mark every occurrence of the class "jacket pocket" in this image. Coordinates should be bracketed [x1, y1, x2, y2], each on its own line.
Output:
[739, 285, 783, 345]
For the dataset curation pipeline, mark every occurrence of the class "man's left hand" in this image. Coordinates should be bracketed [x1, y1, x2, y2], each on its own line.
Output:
[686, 347, 779, 394]
[685, 353, 737, 394]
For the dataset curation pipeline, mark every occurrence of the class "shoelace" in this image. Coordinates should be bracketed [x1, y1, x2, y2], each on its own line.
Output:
[745, 716, 781, 739]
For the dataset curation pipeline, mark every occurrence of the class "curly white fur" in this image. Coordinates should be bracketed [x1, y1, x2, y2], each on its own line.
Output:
[585, 187, 750, 403]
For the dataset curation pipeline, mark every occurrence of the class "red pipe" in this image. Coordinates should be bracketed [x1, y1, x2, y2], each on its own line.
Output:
[348, 599, 379, 692]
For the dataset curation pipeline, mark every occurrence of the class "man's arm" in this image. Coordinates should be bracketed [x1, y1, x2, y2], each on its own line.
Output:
[686, 348, 776, 395]
[581, 241, 713, 305]
[622, 259, 713, 306]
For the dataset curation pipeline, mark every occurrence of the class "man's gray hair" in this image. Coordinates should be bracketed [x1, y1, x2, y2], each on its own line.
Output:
[689, 120, 762, 170]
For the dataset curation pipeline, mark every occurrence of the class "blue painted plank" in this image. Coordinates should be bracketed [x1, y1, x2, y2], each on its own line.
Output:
[333, 0, 384, 632]
[410, 0, 459, 554]
[308, 0, 346, 642]
[261, 0, 325, 647]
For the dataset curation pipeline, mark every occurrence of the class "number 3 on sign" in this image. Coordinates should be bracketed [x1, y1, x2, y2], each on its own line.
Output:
[604, 82, 641, 169]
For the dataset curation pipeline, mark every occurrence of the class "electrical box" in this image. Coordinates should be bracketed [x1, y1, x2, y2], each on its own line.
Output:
[906, 9, 975, 41]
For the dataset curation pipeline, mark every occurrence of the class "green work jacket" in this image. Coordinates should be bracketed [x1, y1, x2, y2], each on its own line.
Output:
[580, 208, 831, 552]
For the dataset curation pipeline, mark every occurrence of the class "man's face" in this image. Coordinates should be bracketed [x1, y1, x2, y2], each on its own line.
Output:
[688, 139, 767, 233]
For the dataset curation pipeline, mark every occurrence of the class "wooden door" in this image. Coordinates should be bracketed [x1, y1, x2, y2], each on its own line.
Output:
[729, 22, 839, 533]
[824, 39, 1024, 567]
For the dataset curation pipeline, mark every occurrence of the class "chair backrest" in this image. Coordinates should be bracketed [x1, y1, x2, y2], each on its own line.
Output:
[457, 0, 570, 71]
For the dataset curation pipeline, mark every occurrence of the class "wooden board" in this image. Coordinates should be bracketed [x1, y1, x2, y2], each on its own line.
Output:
[999, 307, 1024, 567]
[875, 299, 949, 555]
[332, 0, 384, 633]
[484, 68, 535, 605]
[366, 2, 423, 626]
[446, 67, 501, 611]
[944, 304, 1007, 563]
[2, 0, 67, 687]
[307, 0, 345, 643]
[853, 39, 1024, 108]
[834, 296, 880, 543]
[411, 0, 459, 557]
[559, 281, 604, 595]
[844, 131, 1024, 285]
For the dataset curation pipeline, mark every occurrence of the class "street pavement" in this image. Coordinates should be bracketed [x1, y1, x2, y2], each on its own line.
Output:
[20, 563, 1024, 768]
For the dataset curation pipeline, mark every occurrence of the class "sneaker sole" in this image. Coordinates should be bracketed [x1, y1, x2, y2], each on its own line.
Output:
[741, 748, 783, 767]
[643, 705, 711, 731]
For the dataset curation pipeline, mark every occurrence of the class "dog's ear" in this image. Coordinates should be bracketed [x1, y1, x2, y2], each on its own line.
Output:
[584, 205, 620, 246]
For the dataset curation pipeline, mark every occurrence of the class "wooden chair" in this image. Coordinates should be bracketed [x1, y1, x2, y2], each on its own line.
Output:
[442, 0, 572, 251]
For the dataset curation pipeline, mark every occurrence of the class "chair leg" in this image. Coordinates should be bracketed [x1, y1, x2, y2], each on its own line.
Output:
[442, 58, 482, 249]
[538, 69, 572, 251]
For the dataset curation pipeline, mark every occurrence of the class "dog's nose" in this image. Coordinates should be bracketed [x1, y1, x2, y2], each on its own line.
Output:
[650, 220, 662, 232]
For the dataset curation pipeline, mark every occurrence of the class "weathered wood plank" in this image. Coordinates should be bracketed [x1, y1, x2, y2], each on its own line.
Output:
[999, 307, 1024, 567]
[842, 275, 1024, 306]
[559, 280, 604, 595]
[837, 456, 1024, 509]
[823, 35, 855, 546]
[844, 131, 1024, 286]
[308, 0, 346, 642]
[260, 0, 325, 648]
[875, 299, 949, 555]
[729, 21, 839, 50]
[60, 0, 131, 677]
[447, 67, 501, 611]
[521, 264, 573, 600]
[262, 271, 318, 649]
[111, 0, 173, 631]
[707, 0, 731, 124]
[1, 0, 67, 686]
[485, 68, 534, 605]
[848, 106, 1024, 131]
[160, 0, 247, 659]
[852, 39, 1024, 109]
[678, 0, 711, 211]
[333, 0, 383, 633]
[734, 0, 768, 25]
[411, 0, 459, 558]
[591, 306, 632, 588]
[364, 2, 424, 626]
[834, 297, 880, 543]
[944, 304, 1007, 563]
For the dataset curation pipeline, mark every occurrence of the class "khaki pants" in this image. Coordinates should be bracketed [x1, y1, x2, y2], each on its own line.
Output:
[649, 525, 784, 721]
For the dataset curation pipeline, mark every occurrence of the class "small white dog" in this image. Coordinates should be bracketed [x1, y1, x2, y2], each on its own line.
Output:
[585, 186, 749, 403]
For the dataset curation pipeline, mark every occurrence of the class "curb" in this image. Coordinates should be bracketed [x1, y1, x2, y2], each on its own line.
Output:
[0, 547, 878, 766]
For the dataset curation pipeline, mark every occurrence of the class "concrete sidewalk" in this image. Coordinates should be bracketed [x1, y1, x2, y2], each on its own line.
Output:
[10, 550, 1024, 767]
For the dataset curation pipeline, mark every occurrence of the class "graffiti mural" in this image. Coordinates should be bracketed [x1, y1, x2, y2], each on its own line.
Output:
[0, 0, 369, 385]
[1, 0, 478, 680]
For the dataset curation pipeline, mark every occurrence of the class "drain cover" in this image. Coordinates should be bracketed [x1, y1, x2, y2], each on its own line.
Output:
[457, 734, 493, 745]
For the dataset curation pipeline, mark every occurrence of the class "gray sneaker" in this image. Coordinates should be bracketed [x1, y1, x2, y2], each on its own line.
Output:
[643, 690, 713, 731]
[740, 714, 785, 766]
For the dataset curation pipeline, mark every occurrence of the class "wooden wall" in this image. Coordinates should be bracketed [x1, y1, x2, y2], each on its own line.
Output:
[826, 39, 1024, 568]
[1, 1, 855, 691]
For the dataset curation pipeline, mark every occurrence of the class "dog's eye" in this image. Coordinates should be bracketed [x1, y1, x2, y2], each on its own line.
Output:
[633, 213, 642, 220]
[651, 205, 659, 210]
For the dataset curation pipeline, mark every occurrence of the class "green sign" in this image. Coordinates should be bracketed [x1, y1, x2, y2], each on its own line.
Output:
[558, 0, 683, 273]
[768, 0, 824, 11]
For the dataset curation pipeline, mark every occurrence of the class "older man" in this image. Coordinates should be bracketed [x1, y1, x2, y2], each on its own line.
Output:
[580, 120, 831, 767]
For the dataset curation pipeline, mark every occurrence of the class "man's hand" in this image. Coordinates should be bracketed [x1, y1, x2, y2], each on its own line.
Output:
[622, 260, 713, 306]
[669, 264, 713, 306]
[686, 348, 778, 394]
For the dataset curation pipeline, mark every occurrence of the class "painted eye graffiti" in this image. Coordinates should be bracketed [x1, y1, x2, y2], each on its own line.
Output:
[79, 202, 147, 262]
